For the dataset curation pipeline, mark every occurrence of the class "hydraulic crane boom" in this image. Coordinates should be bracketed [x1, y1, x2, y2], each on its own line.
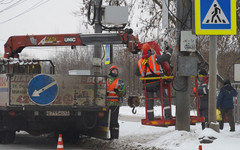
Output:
[3, 29, 172, 76]
[4, 29, 140, 58]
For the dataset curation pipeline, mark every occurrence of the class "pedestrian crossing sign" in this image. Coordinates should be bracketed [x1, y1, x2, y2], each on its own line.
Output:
[195, 0, 236, 35]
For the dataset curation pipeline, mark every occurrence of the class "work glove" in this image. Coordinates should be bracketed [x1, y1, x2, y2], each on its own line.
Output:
[114, 88, 119, 94]
[166, 47, 173, 55]
[164, 41, 173, 55]
[165, 45, 169, 50]
[118, 80, 124, 89]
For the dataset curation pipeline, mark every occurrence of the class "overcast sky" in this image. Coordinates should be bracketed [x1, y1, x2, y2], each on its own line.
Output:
[0, 0, 90, 58]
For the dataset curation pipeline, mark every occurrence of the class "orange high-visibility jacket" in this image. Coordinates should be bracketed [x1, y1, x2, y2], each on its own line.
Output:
[137, 55, 163, 77]
[107, 78, 120, 102]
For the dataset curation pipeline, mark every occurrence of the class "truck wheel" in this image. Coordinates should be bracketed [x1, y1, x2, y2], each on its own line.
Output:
[0, 131, 16, 144]
[61, 132, 80, 144]
[71, 132, 80, 144]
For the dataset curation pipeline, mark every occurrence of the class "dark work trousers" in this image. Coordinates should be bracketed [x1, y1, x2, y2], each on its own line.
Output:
[109, 106, 119, 139]
[219, 108, 235, 131]
[199, 108, 208, 130]
[146, 82, 171, 121]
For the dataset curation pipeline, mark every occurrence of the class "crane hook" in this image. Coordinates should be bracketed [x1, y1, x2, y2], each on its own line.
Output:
[132, 106, 137, 114]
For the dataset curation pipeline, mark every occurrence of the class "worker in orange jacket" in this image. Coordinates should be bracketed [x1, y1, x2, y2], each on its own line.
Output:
[135, 43, 172, 121]
[107, 65, 126, 139]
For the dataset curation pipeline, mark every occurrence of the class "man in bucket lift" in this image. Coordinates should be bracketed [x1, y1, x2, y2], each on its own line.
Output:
[135, 43, 172, 121]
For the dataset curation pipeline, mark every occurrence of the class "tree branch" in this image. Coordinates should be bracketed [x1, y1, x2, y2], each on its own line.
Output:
[152, 0, 176, 25]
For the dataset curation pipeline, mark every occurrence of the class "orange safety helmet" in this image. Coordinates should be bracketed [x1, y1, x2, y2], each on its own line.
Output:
[142, 43, 151, 51]
[109, 65, 118, 71]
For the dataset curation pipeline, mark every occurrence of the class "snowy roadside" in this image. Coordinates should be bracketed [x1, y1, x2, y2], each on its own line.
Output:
[15, 106, 239, 150]
[108, 106, 240, 150]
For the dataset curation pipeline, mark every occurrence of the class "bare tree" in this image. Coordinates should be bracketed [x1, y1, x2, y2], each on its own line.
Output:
[51, 1, 240, 95]
[49, 46, 92, 75]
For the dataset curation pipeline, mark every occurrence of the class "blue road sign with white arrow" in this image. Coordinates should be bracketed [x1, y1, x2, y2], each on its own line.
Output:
[28, 74, 58, 105]
[195, 0, 236, 35]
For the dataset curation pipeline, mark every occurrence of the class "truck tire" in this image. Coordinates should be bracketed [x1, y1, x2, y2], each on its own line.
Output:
[70, 132, 80, 144]
[62, 132, 80, 144]
[0, 131, 16, 144]
[55, 132, 80, 144]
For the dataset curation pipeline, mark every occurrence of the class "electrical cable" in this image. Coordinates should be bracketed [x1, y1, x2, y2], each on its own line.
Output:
[98, 0, 126, 31]
[109, 0, 119, 6]
[0, 0, 14, 4]
[180, 0, 192, 29]
[162, 0, 185, 27]
[171, 76, 188, 92]
[100, 45, 105, 69]
[161, 0, 192, 92]
[87, 0, 130, 31]
[128, 0, 136, 13]
[0, 0, 50, 24]
[162, 0, 191, 29]
[171, 46, 189, 92]
[87, 0, 96, 25]
[0, 0, 25, 13]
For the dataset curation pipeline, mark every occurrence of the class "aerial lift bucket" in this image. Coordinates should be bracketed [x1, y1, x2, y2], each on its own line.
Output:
[140, 76, 204, 127]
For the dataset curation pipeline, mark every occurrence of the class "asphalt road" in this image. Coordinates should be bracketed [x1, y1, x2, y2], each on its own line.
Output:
[0, 115, 141, 150]
[0, 132, 90, 150]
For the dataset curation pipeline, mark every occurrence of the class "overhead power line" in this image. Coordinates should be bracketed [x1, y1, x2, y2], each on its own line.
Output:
[0, 0, 26, 13]
[0, 0, 14, 4]
[0, 0, 50, 24]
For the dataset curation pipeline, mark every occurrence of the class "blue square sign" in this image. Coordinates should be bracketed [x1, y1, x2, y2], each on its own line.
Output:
[195, 0, 236, 35]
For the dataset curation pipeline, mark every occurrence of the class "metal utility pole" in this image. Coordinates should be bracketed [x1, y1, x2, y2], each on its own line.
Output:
[92, 0, 103, 75]
[208, 35, 219, 132]
[175, 0, 192, 131]
[193, 0, 236, 132]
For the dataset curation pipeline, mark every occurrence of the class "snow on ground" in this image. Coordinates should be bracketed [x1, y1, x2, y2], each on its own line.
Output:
[113, 106, 240, 150]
